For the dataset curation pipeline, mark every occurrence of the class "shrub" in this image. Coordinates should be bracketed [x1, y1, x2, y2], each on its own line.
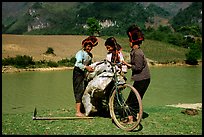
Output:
[2, 55, 35, 68]
[14, 55, 35, 68]
[2, 57, 15, 66]
[57, 57, 76, 67]
[185, 43, 201, 65]
[69, 57, 76, 65]
[45, 47, 55, 55]
[47, 61, 58, 67]
[34, 60, 47, 68]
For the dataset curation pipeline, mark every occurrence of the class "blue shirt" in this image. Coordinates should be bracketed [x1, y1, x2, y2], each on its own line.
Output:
[74, 49, 92, 71]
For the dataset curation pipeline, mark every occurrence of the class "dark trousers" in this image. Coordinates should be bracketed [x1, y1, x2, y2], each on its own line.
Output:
[73, 67, 87, 103]
[126, 78, 150, 113]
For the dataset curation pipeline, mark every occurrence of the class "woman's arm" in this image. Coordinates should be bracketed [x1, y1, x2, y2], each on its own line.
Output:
[75, 50, 93, 72]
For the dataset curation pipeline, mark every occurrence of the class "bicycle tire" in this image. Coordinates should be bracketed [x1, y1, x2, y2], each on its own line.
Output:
[109, 83, 143, 131]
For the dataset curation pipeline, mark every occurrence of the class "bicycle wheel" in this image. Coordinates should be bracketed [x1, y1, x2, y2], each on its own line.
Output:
[109, 83, 143, 131]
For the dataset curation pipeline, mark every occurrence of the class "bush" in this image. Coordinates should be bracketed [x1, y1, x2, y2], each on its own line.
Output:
[2, 57, 15, 66]
[45, 47, 55, 55]
[47, 61, 58, 67]
[2, 55, 76, 68]
[57, 57, 76, 67]
[69, 57, 76, 65]
[15, 55, 35, 68]
[166, 33, 184, 46]
[185, 43, 201, 65]
[2, 55, 35, 68]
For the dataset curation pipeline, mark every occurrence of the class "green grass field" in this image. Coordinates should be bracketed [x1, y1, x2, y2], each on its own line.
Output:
[2, 106, 202, 135]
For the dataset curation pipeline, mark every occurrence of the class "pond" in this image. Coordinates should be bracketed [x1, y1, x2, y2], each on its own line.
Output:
[2, 65, 202, 114]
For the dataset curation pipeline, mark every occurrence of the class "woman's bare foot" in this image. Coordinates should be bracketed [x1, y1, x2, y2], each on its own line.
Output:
[128, 115, 134, 124]
[75, 112, 85, 117]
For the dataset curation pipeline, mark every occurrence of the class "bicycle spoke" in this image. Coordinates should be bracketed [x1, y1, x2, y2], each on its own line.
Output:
[109, 84, 143, 131]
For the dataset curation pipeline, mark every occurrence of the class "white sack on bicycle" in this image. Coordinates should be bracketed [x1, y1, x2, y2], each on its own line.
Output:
[82, 60, 114, 116]
[86, 60, 113, 81]
[82, 72, 113, 116]
[85, 72, 113, 95]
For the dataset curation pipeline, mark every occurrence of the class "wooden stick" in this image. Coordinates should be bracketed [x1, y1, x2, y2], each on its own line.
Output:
[32, 107, 93, 120]
[33, 116, 94, 120]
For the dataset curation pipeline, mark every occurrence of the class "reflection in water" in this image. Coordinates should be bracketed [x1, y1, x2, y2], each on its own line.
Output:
[2, 66, 202, 114]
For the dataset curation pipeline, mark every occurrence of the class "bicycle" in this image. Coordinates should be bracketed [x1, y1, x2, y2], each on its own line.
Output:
[86, 59, 143, 131]
[32, 59, 143, 131]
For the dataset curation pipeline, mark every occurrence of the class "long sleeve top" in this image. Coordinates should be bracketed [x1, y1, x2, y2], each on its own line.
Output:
[130, 48, 150, 81]
[74, 49, 92, 71]
[106, 51, 124, 63]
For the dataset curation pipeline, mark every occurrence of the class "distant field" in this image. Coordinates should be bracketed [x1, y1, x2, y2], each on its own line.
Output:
[2, 34, 190, 64]
[112, 36, 189, 63]
[2, 34, 108, 62]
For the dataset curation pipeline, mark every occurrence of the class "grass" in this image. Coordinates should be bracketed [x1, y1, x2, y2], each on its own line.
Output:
[2, 106, 202, 135]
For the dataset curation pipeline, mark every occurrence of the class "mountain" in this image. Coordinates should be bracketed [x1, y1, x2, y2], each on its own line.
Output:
[2, 2, 192, 20]
[140, 2, 192, 16]
[170, 2, 202, 31]
[2, 2, 200, 36]
[2, 2, 30, 19]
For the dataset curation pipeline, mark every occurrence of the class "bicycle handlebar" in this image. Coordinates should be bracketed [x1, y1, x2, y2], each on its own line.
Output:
[99, 59, 122, 67]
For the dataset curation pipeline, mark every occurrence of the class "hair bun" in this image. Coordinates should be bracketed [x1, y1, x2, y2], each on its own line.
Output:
[82, 36, 98, 47]
[127, 24, 144, 42]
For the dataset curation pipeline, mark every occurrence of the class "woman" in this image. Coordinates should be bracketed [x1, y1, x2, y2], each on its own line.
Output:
[124, 24, 151, 123]
[104, 36, 127, 73]
[72, 36, 98, 117]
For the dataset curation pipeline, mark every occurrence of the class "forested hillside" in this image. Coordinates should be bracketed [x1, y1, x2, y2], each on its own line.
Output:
[170, 2, 202, 34]
[2, 2, 201, 37]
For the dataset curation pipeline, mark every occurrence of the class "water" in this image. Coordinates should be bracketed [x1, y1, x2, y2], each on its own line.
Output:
[142, 66, 202, 107]
[2, 70, 74, 114]
[2, 66, 202, 114]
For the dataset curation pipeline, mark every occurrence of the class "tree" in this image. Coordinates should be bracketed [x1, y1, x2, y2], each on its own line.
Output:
[185, 43, 201, 65]
[177, 25, 201, 36]
[86, 17, 101, 36]
[45, 47, 55, 55]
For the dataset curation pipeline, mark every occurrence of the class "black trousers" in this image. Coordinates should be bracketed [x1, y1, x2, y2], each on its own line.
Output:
[72, 67, 88, 103]
[126, 78, 150, 114]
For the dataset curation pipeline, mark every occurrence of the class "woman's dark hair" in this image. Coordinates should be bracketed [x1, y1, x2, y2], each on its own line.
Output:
[105, 37, 122, 51]
[127, 24, 144, 45]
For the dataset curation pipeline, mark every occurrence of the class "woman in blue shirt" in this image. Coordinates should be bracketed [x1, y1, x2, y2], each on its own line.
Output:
[73, 36, 98, 117]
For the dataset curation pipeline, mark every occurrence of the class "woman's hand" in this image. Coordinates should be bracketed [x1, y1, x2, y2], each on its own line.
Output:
[126, 64, 132, 69]
[122, 61, 132, 69]
[85, 66, 94, 72]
